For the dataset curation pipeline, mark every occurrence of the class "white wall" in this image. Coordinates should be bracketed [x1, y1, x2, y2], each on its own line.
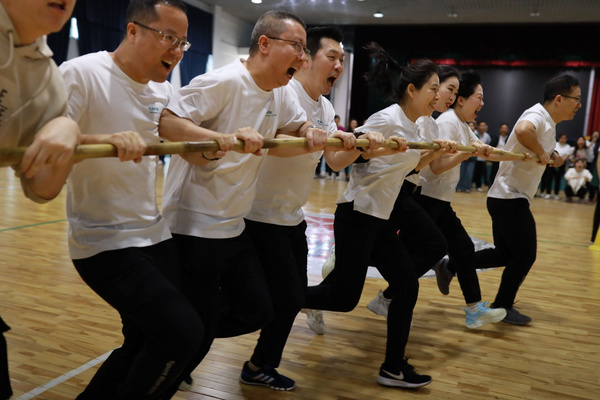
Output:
[329, 50, 354, 128]
[211, 5, 253, 70]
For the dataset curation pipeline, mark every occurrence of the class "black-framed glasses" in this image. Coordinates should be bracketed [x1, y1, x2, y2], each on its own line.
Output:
[266, 36, 310, 56]
[561, 94, 582, 104]
[133, 21, 191, 51]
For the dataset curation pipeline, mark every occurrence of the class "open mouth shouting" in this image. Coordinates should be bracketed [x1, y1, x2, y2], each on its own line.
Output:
[287, 67, 299, 79]
[327, 74, 338, 87]
[162, 59, 175, 71]
[48, 0, 67, 12]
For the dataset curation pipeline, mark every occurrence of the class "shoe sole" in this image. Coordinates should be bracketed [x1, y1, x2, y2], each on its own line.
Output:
[377, 375, 432, 388]
[239, 377, 295, 391]
[178, 381, 193, 391]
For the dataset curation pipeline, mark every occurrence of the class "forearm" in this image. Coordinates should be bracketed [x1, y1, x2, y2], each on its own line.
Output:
[415, 150, 441, 171]
[430, 152, 471, 174]
[159, 109, 223, 143]
[24, 162, 74, 202]
[324, 149, 361, 171]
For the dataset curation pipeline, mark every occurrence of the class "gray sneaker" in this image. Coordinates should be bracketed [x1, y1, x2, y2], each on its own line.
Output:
[432, 256, 453, 295]
[500, 306, 531, 325]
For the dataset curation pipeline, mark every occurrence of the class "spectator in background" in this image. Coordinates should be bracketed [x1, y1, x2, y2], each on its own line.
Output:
[540, 133, 571, 199]
[324, 115, 346, 179]
[588, 130, 600, 202]
[489, 123, 510, 185]
[564, 158, 592, 203]
[456, 120, 478, 193]
[571, 136, 589, 166]
[473, 121, 491, 191]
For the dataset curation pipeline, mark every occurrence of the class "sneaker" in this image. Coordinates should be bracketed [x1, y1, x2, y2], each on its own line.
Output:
[377, 360, 432, 388]
[240, 361, 295, 391]
[321, 244, 336, 279]
[464, 301, 507, 329]
[432, 256, 453, 295]
[495, 305, 531, 325]
[553, 195, 560, 200]
[476, 187, 483, 192]
[544, 193, 551, 199]
[367, 290, 391, 319]
[178, 375, 193, 391]
[301, 308, 325, 334]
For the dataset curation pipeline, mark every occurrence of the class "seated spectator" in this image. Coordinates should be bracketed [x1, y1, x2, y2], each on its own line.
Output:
[564, 158, 593, 202]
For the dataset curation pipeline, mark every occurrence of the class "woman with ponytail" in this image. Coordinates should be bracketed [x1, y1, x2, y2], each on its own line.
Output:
[302, 43, 438, 389]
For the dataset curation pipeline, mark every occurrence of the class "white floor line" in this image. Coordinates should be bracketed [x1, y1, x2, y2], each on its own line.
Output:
[14, 350, 112, 400]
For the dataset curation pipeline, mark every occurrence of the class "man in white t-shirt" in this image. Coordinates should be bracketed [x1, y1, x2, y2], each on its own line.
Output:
[158, 11, 328, 394]
[242, 26, 359, 390]
[60, 1, 204, 398]
[1, 1, 79, 397]
[474, 74, 578, 325]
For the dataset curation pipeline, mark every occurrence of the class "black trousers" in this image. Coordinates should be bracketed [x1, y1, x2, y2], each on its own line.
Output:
[382, 182, 448, 299]
[161, 231, 273, 399]
[593, 192, 600, 242]
[416, 194, 482, 304]
[565, 185, 588, 199]
[0, 317, 11, 400]
[473, 197, 537, 309]
[73, 240, 204, 400]
[304, 202, 418, 372]
[245, 219, 308, 369]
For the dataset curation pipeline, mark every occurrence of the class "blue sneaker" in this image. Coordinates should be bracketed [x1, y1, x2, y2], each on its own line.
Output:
[464, 301, 507, 329]
[240, 362, 295, 391]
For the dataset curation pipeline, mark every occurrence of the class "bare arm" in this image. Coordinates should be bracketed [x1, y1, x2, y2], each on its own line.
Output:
[514, 120, 550, 165]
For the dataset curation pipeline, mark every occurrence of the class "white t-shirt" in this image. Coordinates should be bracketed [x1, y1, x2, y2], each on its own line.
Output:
[0, 3, 68, 202]
[564, 167, 592, 192]
[488, 103, 557, 202]
[60, 51, 173, 259]
[405, 115, 438, 186]
[246, 78, 335, 226]
[555, 142, 573, 159]
[419, 108, 479, 202]
[337, 103, 421, 220]
[162, 59, 306, 239]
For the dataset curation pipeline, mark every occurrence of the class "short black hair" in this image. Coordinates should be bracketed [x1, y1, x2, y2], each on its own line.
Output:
[306, 26, 343, 59]
[543, 74, 580, 103]
[249, 11, 306, 56]
[125, 0, 187, 26]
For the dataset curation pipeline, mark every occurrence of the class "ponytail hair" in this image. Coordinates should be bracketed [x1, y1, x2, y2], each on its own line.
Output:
[364, 42, 438, 103]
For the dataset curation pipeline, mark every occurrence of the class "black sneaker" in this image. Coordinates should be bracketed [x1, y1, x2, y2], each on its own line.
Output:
[491, 303, 531, 325]
[240, 361, 295, 391]
[377, 360, 432, 388]
[178, 375, 193, 391]
[432, 256, 453, 295]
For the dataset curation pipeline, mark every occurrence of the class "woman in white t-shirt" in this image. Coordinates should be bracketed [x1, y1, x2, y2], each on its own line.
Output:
[564, 158, 593, 202]
[541, 133, 572, 199]
[304, 43, 438, 389]
[417, 70, 507, 329]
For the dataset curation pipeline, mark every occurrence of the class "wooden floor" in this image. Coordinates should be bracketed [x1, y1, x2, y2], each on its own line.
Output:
[1, 164, 599, 400]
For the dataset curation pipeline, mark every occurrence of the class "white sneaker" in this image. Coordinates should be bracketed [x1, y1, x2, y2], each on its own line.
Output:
[301, 309, 325, 334]
[321, 245, 336, 279]
[553, 195, 560, 200]
[464, 301, 507, 329]
[366, 290, 391, 319]
[544, 194, 551, 199]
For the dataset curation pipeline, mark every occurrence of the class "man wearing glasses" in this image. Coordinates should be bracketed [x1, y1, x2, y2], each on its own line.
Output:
[59, 1, 204, 398]
[157, 10, 328, 396]
[474, 74, 580, 326]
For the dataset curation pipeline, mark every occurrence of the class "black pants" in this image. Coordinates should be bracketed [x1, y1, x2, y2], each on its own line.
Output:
[593, 191, 600, 242]
[73, 240, 203, 400]
[245, 219, 308, 369]
[382, 183, 448, 299]
[540, 165, 565, 195]
[473, 160, 489, 188]
[416, 194, 482, 304]
[161, 231, 273, 399]
[304, 202, 418, 372]
[473, 198, 537, 309]
[565, 185, 588, 199]
[0, 317, 11, 400]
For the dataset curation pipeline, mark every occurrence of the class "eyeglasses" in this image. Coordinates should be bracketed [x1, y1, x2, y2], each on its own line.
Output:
[133, 21, 191, 51]
[561, 94, 582, 104]
[266, 36, 310, 56]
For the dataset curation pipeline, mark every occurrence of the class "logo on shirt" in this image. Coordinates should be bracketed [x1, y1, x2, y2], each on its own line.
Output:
[148, 106, 161, 115]
[265, 110, 278, 117]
